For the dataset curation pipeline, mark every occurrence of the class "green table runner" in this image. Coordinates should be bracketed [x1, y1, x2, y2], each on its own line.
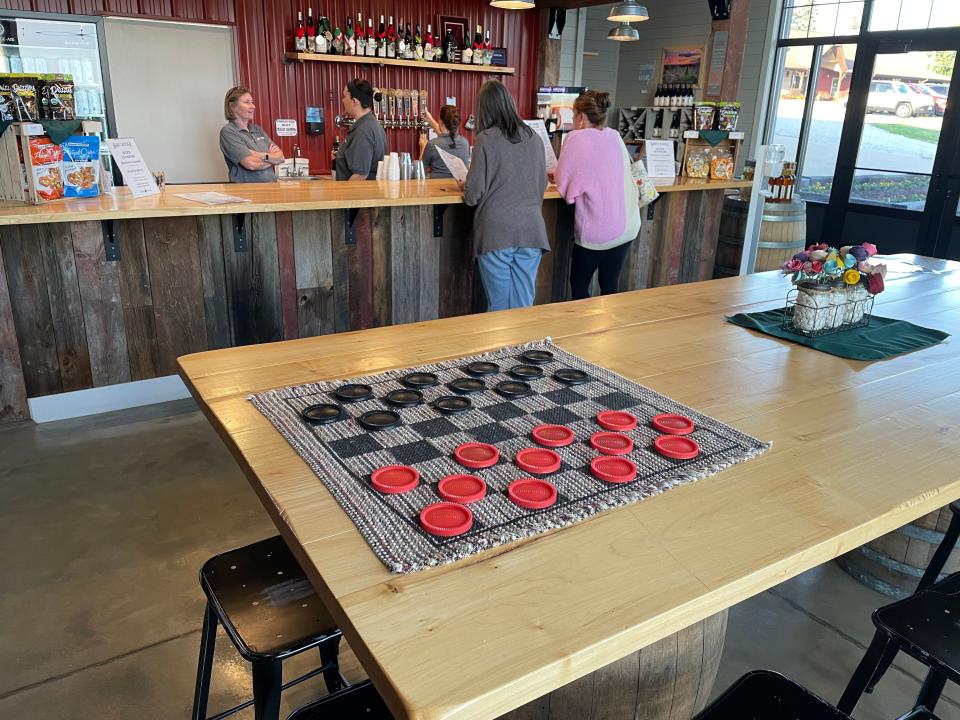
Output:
[726, 308, 949, 360]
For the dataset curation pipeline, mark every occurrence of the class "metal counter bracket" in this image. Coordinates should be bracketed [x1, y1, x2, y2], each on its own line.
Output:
[646, 197, 658, 221]
[344, 209, 356, 245]
[433, 205, 445, 237]
[233, 214, 247, 252]
[102, 220, 120, 262]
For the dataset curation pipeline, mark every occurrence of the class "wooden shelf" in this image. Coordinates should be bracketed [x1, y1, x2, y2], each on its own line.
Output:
[284, 51, 515, 75]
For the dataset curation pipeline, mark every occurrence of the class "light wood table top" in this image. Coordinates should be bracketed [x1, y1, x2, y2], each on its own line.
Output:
[178, 255, 960, 720]
[0, 177, 744, 226]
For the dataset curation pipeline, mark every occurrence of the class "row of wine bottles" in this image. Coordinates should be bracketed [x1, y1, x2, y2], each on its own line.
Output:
[653, 84, 696, 107]
[294, 10, 496, 65]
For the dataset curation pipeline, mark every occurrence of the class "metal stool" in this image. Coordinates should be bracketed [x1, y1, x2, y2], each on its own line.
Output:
[838, 501, 960, 715]
[286, 680, 393, 719]
[191, 536, 346, 720]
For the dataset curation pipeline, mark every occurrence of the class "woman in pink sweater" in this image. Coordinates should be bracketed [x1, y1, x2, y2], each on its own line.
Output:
[555, 90, 640, 300]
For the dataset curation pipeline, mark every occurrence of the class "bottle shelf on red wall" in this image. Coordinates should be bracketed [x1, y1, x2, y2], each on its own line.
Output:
[284, 52, 515, 75]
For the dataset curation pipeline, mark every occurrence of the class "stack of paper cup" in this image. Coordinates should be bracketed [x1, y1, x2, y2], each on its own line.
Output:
[376, 160, 385, 180]
[388, 152, 400, 181]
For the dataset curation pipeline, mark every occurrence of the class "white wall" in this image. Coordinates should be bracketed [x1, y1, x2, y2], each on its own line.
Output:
[581, 4, 622, 110]
[104, 18, 236, 184]
[559, 9, 580, 86]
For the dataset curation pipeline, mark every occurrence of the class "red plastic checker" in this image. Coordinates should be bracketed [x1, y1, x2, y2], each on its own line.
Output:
[438, 474, 487, 504]
[419, 502, 474, 537]
[515, 447, 562, 474]
[531, 424, 575, 448]
[653, 435, 700, 460]
[589, 431, 634, 455]
[370, 465, 420, 494]
[508, 478, 558, 510]
[454, 442, 499, 469]
[590, 456, 638, 484]
[596, 410, 638, 432]
[652, 413, 695, 435]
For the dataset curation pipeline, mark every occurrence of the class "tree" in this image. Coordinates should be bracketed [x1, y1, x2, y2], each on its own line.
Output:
[929, 50, 955, 78]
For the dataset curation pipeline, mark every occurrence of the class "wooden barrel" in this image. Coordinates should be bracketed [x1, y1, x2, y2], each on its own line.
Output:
[498, 610, 727, 719]
[836, 504, 960, 599]
[713, 199, 807, 278]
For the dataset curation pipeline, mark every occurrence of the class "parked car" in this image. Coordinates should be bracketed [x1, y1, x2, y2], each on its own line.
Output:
[866, 80, 936, 118]
[925, 83, 950, 97]
[909, 83, 947, 116]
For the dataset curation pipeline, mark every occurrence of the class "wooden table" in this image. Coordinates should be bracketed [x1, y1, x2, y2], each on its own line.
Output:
[185, 257, 959, 720]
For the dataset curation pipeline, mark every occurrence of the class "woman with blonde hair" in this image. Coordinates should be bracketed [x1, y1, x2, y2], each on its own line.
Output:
[218, 86, 284, 183]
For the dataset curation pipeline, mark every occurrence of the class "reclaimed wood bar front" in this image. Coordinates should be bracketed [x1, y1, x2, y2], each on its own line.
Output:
[0, 177, 751, 422]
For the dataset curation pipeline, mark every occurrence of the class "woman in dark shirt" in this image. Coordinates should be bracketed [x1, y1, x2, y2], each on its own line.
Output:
[333, 78, 387, 181]
[462, 81, 549, 312]
[219, 86, 284, 183]
[418, 105, 470, 179]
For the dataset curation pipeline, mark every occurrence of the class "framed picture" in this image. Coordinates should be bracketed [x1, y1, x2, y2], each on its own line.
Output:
[438, 15, 469, 49]
[660, 45, 706, 86]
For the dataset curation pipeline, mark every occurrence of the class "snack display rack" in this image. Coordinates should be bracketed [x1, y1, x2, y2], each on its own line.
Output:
[680, 131, 743, 179]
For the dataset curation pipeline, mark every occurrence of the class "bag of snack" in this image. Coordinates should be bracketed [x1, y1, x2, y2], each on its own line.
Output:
[710, 148, 734, 179]
[28, 135, 64, 201]
[693, 102, 715, 131]
[46, 74, 75, 120]
[11, 75, 40, 121]
[62, 135, 100, 197]
[717, 102, 741, 131]
[685, 147, 710, 178]
[0, 75, 15, 121]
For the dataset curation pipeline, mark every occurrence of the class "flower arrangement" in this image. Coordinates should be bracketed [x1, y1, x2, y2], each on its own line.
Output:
[781, 242, 886, 295]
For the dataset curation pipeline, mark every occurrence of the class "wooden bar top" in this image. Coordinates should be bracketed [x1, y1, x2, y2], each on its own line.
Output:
[0, 177, 750, 226]
[180, 256, 960, 720]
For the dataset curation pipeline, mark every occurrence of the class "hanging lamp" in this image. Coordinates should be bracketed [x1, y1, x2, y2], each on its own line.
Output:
[607, 3, 650, 23]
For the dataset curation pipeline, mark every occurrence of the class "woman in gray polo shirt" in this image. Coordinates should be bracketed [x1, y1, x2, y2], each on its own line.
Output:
[219, 86, 284, 183]
[334, 79, 387, 181]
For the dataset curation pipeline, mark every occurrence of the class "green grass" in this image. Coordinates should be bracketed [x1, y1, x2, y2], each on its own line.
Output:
[873, 123, 940, 144]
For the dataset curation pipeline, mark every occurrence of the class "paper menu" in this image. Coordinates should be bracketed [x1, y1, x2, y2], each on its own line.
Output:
[644, 139, 677, 178]
[524, 119, 558, 174]
[174, 192, 253, 206]
[106, 138, 160, 198]
[435, 146, 468, 182]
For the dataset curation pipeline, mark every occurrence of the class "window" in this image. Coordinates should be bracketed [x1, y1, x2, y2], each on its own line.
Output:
[869, 0, 960, 31]
[783, 1, 865, 39]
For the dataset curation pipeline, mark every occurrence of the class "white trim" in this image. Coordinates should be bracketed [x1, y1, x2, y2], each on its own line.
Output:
[750, 0, 783, 160]
[28, 375, 192, 423]
[575, 8, 587, 86]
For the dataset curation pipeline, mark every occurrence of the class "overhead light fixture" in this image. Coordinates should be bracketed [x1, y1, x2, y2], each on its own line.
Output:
[490, 0, 535, 9]
[607, 2, 650, 23]
[607, 23, 640, 41]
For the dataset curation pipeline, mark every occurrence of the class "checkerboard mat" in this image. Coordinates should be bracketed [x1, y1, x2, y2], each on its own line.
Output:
[250, 340, 770, 573]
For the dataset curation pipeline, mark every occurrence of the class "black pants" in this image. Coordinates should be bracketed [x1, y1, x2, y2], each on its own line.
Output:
[570, 241, 633, 300]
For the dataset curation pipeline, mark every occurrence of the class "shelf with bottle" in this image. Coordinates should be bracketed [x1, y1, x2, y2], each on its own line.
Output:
[288, 11, 512, 74]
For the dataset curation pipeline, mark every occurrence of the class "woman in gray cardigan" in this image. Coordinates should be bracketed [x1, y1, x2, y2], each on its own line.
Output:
[461, 81, 549, 311]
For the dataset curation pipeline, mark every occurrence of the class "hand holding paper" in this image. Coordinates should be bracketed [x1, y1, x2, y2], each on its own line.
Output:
[523, 119, 558, 175]
[436, 145, 468, 183]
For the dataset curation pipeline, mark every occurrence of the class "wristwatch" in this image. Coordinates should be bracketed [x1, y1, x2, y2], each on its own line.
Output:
[263, 152, 269, 162]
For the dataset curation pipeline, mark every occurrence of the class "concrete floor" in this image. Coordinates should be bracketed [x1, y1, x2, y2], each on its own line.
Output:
[0, 400, 957, 720]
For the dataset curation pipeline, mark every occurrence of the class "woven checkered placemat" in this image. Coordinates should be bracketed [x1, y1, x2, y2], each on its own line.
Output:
[250, 340, 770, 573]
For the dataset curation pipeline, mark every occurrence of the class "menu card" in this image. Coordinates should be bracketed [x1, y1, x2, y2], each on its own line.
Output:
[524, 119, 558, 175]
[174, 192, 252, 206]
[106, 138, 159, 198]
[644, 139, 677, 178]
[435, 146, 468, 182]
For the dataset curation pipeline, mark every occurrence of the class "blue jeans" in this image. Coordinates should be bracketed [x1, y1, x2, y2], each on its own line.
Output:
[477, 247, 543, 312]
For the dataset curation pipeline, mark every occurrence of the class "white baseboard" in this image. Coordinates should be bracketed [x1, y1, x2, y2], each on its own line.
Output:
[28, 375, 193, 423]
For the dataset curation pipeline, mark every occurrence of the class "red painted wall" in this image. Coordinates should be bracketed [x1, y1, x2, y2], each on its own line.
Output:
[0, 0, 540, 174]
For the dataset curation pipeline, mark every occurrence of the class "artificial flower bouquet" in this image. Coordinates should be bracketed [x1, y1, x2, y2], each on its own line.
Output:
[780, 242, 886, 334]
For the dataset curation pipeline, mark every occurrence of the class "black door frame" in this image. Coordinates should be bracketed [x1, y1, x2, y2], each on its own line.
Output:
[823, 27, 960, 256]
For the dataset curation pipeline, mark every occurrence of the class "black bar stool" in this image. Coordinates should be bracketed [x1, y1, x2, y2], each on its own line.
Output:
[838, 501, 960, 716]
[191, 536, 347, 720]
[695, 670, 942, 720]
[286, 680, 393, 719]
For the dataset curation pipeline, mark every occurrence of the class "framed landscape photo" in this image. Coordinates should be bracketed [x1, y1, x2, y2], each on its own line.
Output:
[660, 45, 706, 86]
[438, 15, 469, 49]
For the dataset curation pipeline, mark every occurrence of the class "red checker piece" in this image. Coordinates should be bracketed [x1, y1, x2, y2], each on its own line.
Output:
[515, 447, 562, 474]
[596, 410, 638, 432]
[652, 413, 695, 436]
[454, 442, 499, 469]
[370, 465, 420, 494]
[508, 478, 558, 510]
[653, 435, 700, 460]
[531, 424, 575, 448]
[420, 502, 474, 537]
[590, 456, 638, 484]
[438, 474, 487, 504]
[589, 431, 634, 455]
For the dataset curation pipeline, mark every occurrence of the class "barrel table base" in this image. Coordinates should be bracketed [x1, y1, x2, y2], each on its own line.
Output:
[498, 610, 727, 720]
[714, 199, 807, 277]
[836, 504, 960, 598]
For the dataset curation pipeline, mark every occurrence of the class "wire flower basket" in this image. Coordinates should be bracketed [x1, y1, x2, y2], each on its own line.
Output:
[782, 284, 875, 337]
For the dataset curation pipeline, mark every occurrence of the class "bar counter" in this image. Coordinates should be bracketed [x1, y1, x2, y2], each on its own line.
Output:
[0, 177, 750, 421]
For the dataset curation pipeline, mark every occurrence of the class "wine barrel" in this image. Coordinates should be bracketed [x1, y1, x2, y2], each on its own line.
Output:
[498, 610, 727, 720]
[713, 199, 807, 278]
[836, 504, 960, 599]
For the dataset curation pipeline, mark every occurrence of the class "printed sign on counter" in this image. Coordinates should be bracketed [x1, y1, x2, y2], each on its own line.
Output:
[275, 119, 298, 137]
[524, 119, 558, 175]
[106, 138, 159, 198]
[644, 139, 677, 178]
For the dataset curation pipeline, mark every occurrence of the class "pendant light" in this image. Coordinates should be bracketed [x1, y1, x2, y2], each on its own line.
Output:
[490, 0, 535, 9]
[607, 2, 650, 23]
[607, 23, 640, 41]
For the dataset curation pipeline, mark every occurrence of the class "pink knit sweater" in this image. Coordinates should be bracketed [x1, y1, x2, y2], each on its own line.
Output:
[555, 127, 629, 246]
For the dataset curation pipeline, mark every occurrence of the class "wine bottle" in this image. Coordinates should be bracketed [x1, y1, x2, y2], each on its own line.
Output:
[306, 8, 316, 53]
[443, 29, 457, 63]
[668, 110, 681, 138]
[652, 109, 664, 138]
[355, 13, 365, 57]
[424, 24, 435, 61]
[397, 17, 407, 58]
[386, 15, 396, 58]
[462, 26, 474, 65]
[331, 23, 343, 55]
[366, 18, 376, 55]
[295, 11, 306, 52]
[472, 25, 483, 65]
[345, 16, 355, 56]
[483, 29, 492, 65]
[404, 22, 414, 59]
[317, 16, 329, 54]
[653, 84, 662, 107]
[687, 84, 695, 106]
[414, 24, 423, 60]
[377, 15, 386, 58]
